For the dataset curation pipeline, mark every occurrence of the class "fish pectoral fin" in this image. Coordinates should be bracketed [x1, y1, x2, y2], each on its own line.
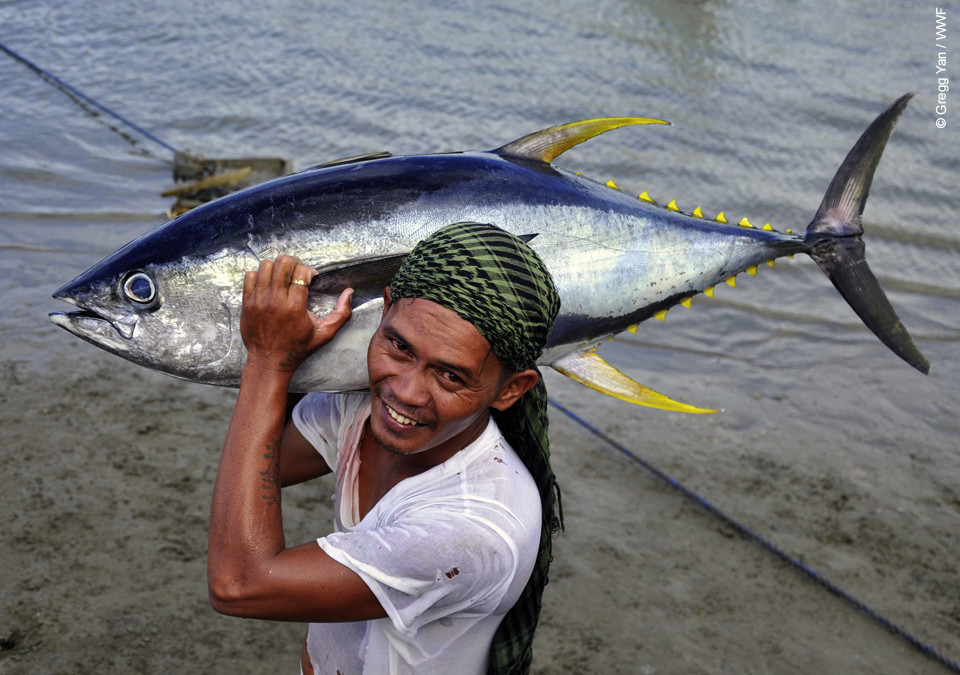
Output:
[551, 350, 716, 414]
[494, 117, 670, 164]
[309, 252, 409, 305]
[309, 225, 536, 306]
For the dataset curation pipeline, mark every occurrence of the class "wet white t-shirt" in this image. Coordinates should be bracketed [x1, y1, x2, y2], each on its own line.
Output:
[292, 393, 541, 675]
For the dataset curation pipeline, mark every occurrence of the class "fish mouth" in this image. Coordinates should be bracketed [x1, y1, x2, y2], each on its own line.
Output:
[51, 282, 139, 342]
[49, 305, 137, 350]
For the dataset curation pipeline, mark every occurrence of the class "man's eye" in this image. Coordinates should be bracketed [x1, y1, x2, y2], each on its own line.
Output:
[441, 371, 463, 385]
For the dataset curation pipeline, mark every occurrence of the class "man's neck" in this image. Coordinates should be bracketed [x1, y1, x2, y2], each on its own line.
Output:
[356, 410, 491, 520]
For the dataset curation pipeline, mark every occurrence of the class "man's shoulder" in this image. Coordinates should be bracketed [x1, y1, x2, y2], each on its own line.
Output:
[449, 419, 541, 520]
[464, 417, 533, 476]
[295, 392, 370, 428]
[291, 393, 371, 468]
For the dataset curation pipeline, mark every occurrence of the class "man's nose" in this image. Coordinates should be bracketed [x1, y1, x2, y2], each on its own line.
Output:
[390, 364, 431, 408]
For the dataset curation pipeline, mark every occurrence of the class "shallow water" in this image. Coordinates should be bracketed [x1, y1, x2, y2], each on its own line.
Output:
[3, 0, 957, 425]
[1, 0, 958, 667]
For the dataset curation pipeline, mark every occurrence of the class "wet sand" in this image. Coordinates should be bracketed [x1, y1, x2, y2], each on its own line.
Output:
[1, 341, 957, 674]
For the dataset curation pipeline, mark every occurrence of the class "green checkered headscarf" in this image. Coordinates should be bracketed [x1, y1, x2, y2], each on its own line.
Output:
[389, 222, 563, 675]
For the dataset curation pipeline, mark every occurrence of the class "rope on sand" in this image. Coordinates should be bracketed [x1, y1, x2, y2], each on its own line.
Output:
[548, 398, 960, 674]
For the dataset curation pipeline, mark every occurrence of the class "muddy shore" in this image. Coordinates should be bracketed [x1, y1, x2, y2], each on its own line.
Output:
[1, 338, 957, 674]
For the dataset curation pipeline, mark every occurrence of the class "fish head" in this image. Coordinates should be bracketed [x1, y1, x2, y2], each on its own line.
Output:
[50, 223, 255, 385]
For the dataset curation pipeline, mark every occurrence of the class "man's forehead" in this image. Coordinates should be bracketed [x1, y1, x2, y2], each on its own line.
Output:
[381, 297, 499, 373]
[385, 297, 482, 342]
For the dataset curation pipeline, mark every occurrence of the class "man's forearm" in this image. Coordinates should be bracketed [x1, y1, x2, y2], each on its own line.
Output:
[207, 257, 353, 616]
[208, 362, 292, 596]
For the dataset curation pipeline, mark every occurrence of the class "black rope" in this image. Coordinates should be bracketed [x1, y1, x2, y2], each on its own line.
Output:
[548, 397, 960, 674]
[1, 41, 179, 157]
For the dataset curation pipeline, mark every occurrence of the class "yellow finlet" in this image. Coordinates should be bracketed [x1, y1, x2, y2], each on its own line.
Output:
[551, 350, 716, 413]
[725, 276, 737, 287]
[653, 309, 668, 321]
[667, 199, 680, 212]
[680, 297, 692, 308]
[738, 217, 753, 228]
[786, 229, 793, 234]
[606, 179, 621, 190]
[692, 206, 704, 218]
[638, 191, 654, 203]
[762, 223, 773, 231]
[716, 211, 728, 224]
[627, 324, 639, 334]
[704, 285, 715, 298]
[495, 116, 671, 164]
[766, 260, 775, 268]
[746, 265, 758, 276]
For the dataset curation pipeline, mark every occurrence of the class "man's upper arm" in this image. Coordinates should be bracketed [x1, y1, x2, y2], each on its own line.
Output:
[280, 419, 332, 487]
[209, 539, 387, 623]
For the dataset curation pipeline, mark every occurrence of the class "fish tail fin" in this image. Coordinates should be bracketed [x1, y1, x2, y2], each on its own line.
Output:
[804, 93, 929, 374]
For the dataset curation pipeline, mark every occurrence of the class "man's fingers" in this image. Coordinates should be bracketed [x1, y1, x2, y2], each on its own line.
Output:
[245, 257, 317, 310]
[243, 270, 257, 300]
[289, 262, 316, 291]
[313, 288, 354, 328]
[270, 255, 296, 287]
[335, 287, 354, 312]
[247, 258, 315, 298]
[249, 259, 270, 292]
[325, 288, 354, 326]
[308, 288, 353, 347]
[242, 259, 345, 368]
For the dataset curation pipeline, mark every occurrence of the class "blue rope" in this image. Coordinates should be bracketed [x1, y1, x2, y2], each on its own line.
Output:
[547, 397, 960, 673]
[1, 41, 179, 156]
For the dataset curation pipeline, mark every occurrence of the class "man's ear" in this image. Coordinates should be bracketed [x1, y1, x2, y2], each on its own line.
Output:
[490, 369, 539, 412]
[381, 287, 392, 319]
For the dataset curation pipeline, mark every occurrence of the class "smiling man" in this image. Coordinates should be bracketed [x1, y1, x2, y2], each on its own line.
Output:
[207, 222, 562, 675]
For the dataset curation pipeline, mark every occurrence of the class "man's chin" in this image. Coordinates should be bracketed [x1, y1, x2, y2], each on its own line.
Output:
[369, 402, 427, 456]
[370, 425, 412, 457]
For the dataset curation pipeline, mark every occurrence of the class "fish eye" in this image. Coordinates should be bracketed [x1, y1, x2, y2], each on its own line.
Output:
[121, 271, 159, 307]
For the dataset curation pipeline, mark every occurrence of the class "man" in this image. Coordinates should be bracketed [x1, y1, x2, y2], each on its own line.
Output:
[208, 222, 563, 674]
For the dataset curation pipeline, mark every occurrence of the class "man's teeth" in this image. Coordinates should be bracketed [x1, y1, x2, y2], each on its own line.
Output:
[387, 405, 418, 426]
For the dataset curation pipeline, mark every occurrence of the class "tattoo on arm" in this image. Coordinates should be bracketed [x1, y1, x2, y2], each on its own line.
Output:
[279, 336, 312, 370]
[260, 438, 281, 506]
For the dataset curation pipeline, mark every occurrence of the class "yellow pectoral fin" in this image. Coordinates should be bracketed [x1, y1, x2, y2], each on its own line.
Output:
[551, 350, 716, 414]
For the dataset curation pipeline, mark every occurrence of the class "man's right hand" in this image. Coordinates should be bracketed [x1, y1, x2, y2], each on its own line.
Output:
[240, 254, 353, 375]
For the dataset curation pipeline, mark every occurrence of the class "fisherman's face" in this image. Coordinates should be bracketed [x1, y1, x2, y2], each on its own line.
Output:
[366, 293, 520, 460]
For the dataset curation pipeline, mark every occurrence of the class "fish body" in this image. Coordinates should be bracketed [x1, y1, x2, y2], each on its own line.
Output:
[50, 96, 928, 411]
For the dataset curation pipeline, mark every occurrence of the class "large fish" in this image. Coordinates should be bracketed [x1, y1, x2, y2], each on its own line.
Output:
[50, 94, 929, 413]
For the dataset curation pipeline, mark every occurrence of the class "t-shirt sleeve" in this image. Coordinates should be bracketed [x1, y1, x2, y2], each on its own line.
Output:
[318, 507, 522, 638]
[291, 393, 361, 470]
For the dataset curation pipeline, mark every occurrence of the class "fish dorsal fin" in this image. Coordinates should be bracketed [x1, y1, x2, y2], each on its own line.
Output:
[494, 117, 670, 164]
[309, 251, 408, 305]
[318, 152, 393, 168]
[551, 349, 715, 413]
